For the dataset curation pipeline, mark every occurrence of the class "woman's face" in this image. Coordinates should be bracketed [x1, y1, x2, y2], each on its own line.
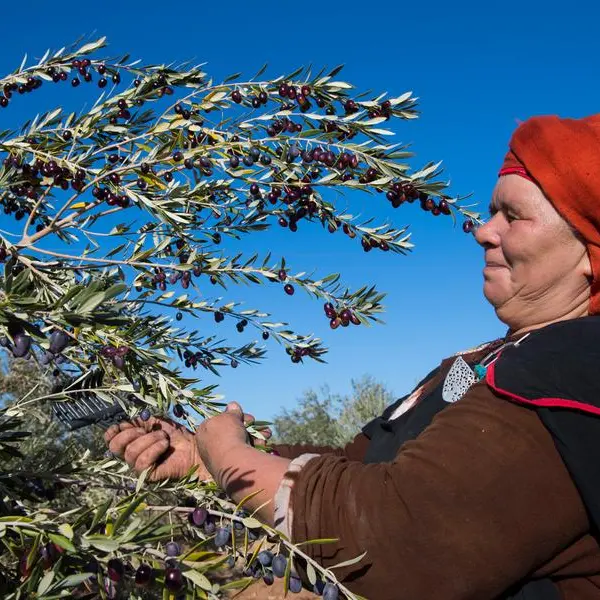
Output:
[474, 174, 592, 332]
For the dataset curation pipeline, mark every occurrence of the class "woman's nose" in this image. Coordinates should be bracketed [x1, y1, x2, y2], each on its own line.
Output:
[474, 216, 501, 248]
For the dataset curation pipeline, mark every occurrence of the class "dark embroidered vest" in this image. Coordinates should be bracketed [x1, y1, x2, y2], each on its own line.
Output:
[359, 316, 600, 600]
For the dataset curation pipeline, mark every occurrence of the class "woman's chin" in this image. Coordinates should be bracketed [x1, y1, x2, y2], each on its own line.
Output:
[482, 284, 507, 310]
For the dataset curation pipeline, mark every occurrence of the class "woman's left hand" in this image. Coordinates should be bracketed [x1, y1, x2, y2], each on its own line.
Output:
[194, 402, 251, 482]
[195, 402, 289, 523]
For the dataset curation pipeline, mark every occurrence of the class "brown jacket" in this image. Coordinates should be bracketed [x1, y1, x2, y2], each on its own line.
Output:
[275, 376, 600, 599]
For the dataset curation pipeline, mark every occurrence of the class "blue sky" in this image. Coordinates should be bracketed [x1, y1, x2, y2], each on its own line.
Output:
[1, 0, 598, 422]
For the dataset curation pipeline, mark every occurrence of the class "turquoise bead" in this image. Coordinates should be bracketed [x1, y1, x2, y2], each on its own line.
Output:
[474, 364, 487, 380]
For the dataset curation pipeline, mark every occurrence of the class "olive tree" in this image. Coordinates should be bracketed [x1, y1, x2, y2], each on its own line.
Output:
[0, 37, 478, 599]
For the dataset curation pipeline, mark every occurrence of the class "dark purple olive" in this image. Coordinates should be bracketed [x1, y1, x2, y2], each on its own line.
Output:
[339, 309, 352, 322]
[40, 542, 60, 568]
[165, 541, 180, 556]
[49, 330, 70, 354]
[189, 507, 208, 526]
[257, 550, 273, 566]
[107, 558, 124, 582]
[214, 526, 231, 548]
[11, 333, 31, 358]
[272, 554, 287, 578]
[288, 575, 302, 593]
[164, 567, 184, 592]
[101, 345, 117, 357]
[323, 582, 340, 600]
[135, 563, 153, 586]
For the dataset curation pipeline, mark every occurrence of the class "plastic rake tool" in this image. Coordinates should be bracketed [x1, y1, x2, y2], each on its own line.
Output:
[51, 370, 127, 431]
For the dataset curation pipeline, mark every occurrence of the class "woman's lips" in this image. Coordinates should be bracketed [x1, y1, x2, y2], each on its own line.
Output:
[483, 262, 507, 274]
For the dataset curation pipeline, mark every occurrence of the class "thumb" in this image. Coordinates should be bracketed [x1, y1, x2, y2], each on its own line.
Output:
[225, 402, 244, 418]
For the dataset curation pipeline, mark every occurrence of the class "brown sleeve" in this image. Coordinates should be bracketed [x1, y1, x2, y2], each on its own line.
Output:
[272, 432, 369, 462]
[289, 381, 589, 600]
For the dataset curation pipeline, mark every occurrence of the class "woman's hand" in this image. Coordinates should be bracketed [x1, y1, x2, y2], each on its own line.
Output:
[195, 402, 251, 482]
[104, 416, 210, 482]
[194, 402, 291, 522]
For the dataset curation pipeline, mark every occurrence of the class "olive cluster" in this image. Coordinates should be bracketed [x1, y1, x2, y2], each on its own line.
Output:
[144, 266, 200, 292]
[286, 345, 314, 363]
[1, 76, 43, 108]
[323, 302, 361, 329]
[182, 348, 215, 370]
[0, 59, 125, 113]
[227, 142, 271, 169]
[243, 550, 340, 598]
[214, 310, 270, 341]
[99, 344, 130, 370]
[0, 154, 88, 226]
[368, 99, 394, 120]
[0, 328, 71, 364]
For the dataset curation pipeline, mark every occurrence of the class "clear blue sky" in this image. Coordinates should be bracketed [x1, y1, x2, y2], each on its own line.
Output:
[1, 0, 598, 421]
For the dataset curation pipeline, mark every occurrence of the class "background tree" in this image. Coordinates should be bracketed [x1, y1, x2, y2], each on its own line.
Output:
[272, 388, 338, 447]
[0, 357, 107, 510]
[0, 355, 52, 403]
[0, 37, 479, 599]
[334, 376, 393, 446]
[272, 375, 394, 447]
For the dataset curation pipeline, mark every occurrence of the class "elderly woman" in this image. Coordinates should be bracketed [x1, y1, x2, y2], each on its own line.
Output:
[105, 115, 600, 599]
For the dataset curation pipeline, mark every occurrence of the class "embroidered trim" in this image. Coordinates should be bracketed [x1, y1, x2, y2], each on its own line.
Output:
[486, 360, 600, 416]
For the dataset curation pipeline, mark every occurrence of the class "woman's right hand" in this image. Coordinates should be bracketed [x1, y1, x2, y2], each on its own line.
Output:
[104, 416, 210, 482]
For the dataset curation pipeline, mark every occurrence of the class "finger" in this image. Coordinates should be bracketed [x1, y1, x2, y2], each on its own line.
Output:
[128, 417, 160, 431]
[104, 424, 122, 444]
[123, 430, 169, 469]
[134, 438, 172, 474]
[226, 402, 244, 418]
[108, 428, 146, 457]
[243, 413, 255, 427]
[132, 416, 178, 435]
[261, 427, 272, 440]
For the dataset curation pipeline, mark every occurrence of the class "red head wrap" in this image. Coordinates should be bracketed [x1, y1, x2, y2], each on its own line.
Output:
[498, 115, 600, 315]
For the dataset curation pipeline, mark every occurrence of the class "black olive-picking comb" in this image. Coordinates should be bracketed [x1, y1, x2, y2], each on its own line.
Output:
[51, 369, 128, 431]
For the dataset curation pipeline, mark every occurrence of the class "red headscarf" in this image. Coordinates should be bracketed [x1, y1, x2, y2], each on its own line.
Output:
[498, 115, 600, 315]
